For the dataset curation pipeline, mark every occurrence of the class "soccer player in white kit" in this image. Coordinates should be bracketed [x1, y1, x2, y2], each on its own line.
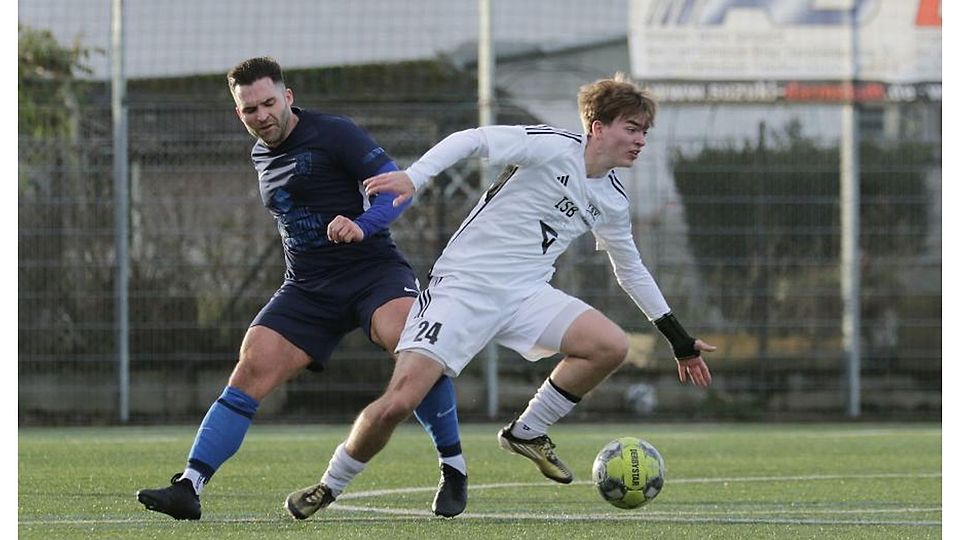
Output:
[284, 73, 716, 514]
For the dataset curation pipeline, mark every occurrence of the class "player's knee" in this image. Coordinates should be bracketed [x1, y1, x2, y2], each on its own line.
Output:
[228, 358, 260, 391]
[373, 394, 417, 427]
[595, 330, 629, 370]
[229, 352, 284, 400]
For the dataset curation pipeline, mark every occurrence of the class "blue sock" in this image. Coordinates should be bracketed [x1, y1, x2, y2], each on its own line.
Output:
[186, 386, 259, 482]
[414, 376, 463, 461]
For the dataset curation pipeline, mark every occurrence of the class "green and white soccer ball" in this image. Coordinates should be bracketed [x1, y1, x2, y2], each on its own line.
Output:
[591, 437, 665, 509]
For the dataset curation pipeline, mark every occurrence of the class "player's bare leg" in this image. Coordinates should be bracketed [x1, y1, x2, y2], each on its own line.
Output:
[370, 299, 468, 517]
[550, 309, 629, 395]
[138, 327, 310, 520]
[228, 326, 313, 400]
[347, 352, 445, 459]
[285, 353, 445, 519]
[499, 309, 628, 483]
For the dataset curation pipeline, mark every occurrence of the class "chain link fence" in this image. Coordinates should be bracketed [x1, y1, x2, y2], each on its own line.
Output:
[19, 0, 940, 424]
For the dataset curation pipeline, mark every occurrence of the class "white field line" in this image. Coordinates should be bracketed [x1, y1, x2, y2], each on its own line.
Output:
[19, 473, 941, 527]
[330, 504, 942, 526]
[336, 472, 943, 499]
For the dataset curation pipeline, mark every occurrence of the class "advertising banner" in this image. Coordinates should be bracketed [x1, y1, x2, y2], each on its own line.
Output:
[629, 0, 941, 102]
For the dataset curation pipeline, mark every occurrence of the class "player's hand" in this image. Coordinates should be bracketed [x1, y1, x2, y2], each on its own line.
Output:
[363, 171, 416, 207]
[676, 339, 716, 387]
[327, 215, 364, 244]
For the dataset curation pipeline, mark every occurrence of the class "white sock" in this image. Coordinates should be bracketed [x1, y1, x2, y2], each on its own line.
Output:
[512, 379, 578, 439]
[180, 468, 206, 496]
[441, 454, 467, 476]
[320, 443, 367, 496]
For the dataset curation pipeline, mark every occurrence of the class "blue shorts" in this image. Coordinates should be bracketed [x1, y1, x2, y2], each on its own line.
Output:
[250, 261, 419, 371]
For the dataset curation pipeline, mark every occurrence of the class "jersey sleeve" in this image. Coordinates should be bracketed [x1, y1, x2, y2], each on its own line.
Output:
[353, 160, 412, 238]
[593, 206, 672, 321]
[405, 125, 537, 190]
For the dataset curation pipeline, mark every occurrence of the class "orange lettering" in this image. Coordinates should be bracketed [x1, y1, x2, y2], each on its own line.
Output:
[915, 0, 941, 27]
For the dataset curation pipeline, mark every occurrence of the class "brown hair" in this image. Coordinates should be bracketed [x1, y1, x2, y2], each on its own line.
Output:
[577, 72, 656, 133]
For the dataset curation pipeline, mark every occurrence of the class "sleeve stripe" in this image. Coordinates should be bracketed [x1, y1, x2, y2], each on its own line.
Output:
[609, 172, 625, 191]
[609, 172, 628, 200]
[524, 125, 583, 143]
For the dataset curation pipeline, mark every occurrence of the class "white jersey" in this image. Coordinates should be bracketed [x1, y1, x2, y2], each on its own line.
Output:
[406, 124, 672, 322]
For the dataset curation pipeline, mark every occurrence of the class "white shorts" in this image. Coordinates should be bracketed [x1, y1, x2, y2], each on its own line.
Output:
[396, 275, 593, 376]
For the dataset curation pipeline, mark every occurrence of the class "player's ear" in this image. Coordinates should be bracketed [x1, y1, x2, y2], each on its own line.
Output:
[285, 87, 295, 106]
[591, 120, 604, 137]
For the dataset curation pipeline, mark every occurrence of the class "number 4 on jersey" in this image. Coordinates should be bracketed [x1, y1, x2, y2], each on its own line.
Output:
[414, 320, 443, 344]
[540, 220, 558, 254]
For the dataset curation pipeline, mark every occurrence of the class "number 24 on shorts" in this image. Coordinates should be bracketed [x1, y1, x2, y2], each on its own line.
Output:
[414, 320, 443, 344]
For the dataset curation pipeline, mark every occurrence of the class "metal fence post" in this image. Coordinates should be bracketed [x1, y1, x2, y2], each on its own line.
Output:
[842, 5, 862, 418]
[112, 0, 130, 423]
[479, 0, 499, 419]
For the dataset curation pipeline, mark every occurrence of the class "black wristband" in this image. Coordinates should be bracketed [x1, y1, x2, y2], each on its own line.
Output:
[653, 312, 698, 360]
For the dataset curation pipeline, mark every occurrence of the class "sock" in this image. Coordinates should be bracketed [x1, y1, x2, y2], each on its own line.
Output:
[414, 376, 467, 475]
[512, 378, 580, 440]
[183, 386, 259, 494]
[179, 468, 206, 496]
[441, 454, 467, 475]
[320, 443, 367, 496]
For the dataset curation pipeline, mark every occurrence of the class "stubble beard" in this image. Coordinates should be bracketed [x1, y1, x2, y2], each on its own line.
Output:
[255, 107, 290, 148]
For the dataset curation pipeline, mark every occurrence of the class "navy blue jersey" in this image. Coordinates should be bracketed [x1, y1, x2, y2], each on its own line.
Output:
[251, 108, 406, 287]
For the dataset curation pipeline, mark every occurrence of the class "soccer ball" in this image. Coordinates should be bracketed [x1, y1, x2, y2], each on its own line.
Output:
[591, 437, 665, 509]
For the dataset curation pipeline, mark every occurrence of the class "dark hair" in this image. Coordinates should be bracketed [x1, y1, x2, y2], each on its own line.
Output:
[227, 56, 284, 91]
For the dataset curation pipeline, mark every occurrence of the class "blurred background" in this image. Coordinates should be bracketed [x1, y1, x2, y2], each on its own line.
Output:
[18, 0, 941, 425]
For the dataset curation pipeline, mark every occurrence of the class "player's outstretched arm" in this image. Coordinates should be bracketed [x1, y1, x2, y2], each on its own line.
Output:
[364, 171, 416, 207]
[676, 339, 716, 387]
[652, 312, 716, 387]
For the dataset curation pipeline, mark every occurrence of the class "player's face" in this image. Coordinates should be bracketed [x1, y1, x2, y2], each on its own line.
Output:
[233, 77, 295, 147]
[595, 114, 650, 169]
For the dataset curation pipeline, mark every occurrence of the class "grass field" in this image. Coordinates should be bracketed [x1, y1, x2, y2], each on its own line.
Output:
[18, 422, 940, 539]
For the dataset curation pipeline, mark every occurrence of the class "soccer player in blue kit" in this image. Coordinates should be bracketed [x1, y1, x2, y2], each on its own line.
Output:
[136, 57, 467, 520]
